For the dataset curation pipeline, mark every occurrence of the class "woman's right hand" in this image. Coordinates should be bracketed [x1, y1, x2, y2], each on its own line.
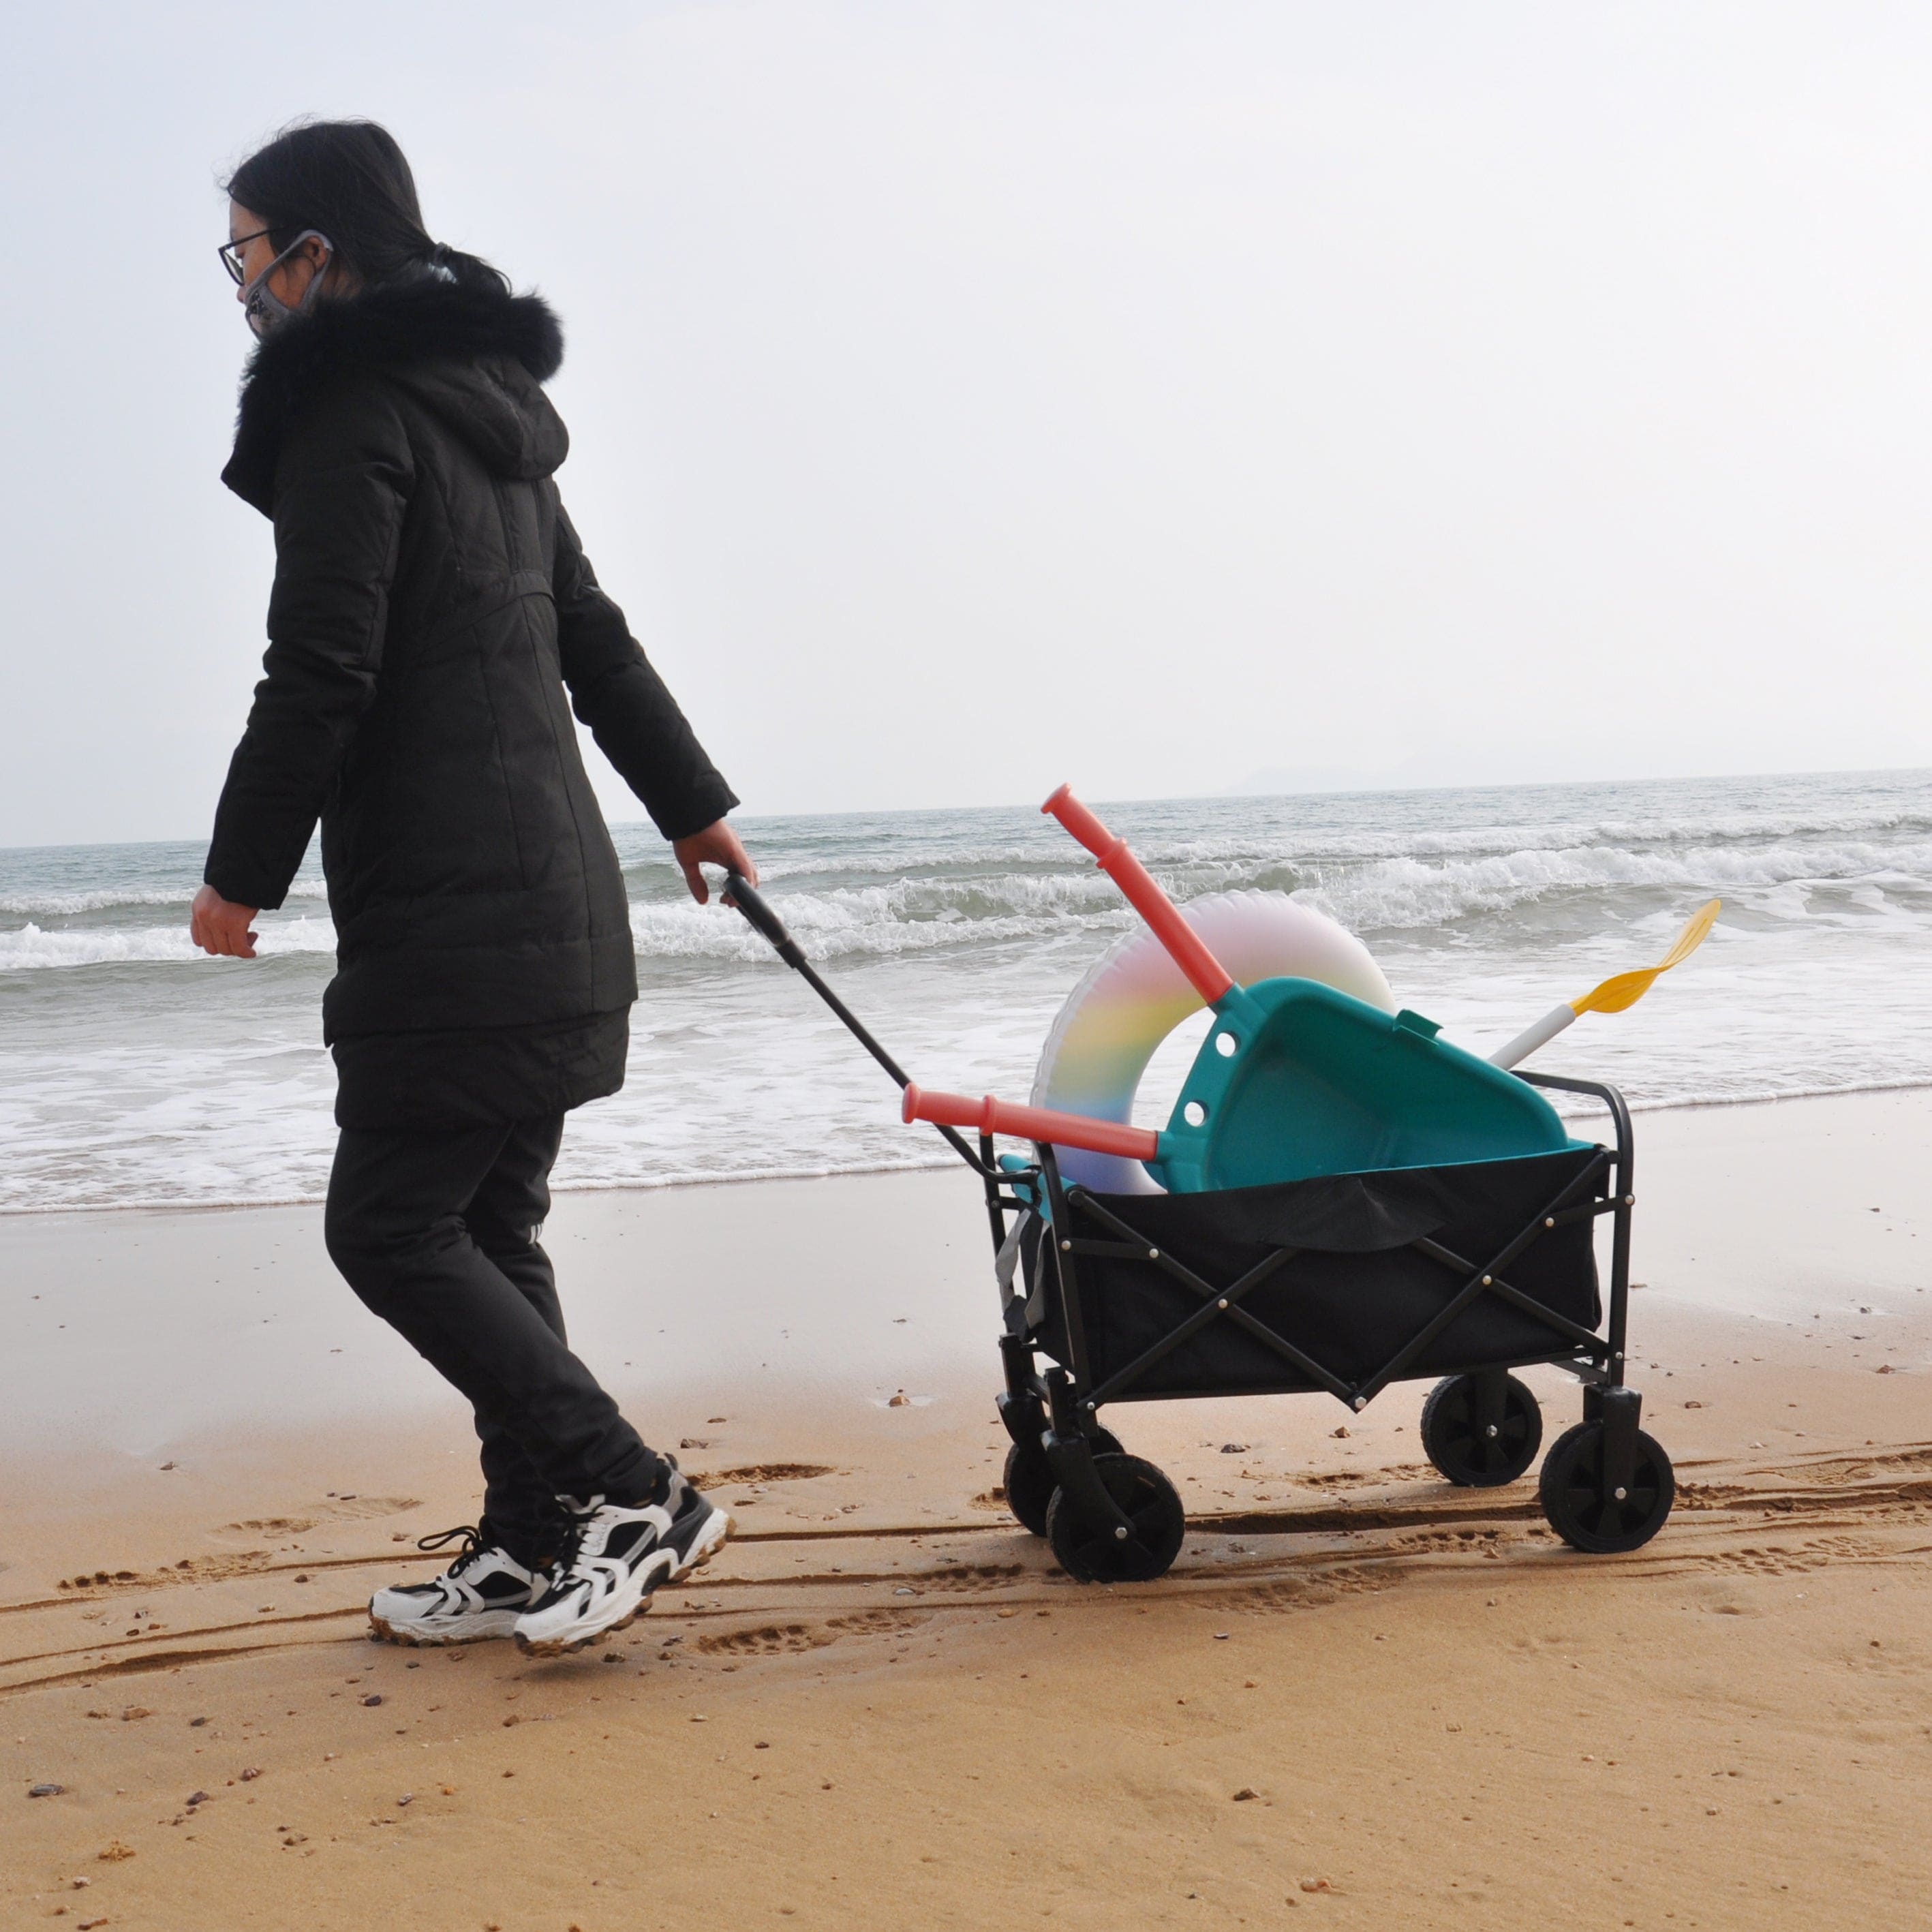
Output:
[670, 819, 758, 904]
[191, 883, 261, 958]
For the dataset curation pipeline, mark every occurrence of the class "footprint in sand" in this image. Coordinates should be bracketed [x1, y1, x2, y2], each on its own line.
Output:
[825, 1608, 930, 1638]
[313, 1495, 423, 1522]
[919, 1563, 1026, 1595]
[696, 1623, 833, 1658]
[685, 1464, 836, 1487]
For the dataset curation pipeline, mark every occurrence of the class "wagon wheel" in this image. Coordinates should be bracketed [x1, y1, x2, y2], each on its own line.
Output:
[1045, 1454, 1185, 1583]
[1538, 1421, 1675, 1554]
[1420, 1373, 1543, 1488]
[1002, 1428, 1122, 1538]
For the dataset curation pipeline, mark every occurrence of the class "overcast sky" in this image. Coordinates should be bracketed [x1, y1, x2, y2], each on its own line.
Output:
[2, 1, 1929, 848]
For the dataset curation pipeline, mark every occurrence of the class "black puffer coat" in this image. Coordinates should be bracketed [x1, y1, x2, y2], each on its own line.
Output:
[206, 275, 737, 1129]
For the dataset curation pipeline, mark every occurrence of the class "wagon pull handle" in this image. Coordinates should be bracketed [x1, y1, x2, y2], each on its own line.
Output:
[722, 872, 806, 966]
[723, 873, 989, 1174]
[1042, 784, 1236, 1006]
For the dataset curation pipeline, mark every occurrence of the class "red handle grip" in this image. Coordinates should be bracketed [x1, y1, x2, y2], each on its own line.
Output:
[902, 1084, 1160, 1163]
[1042, 784, 1235, 1005]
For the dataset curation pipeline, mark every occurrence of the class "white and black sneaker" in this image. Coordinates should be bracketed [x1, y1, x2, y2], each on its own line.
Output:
[513, 1468, 731, 1657]
[368, 1526, 543, 1646]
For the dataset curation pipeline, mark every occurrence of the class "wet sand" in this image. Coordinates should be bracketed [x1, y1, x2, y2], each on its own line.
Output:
[3, 1090, 1929, 1929]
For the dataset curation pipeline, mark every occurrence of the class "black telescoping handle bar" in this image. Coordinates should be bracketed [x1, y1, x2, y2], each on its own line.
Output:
[723, 872, 986, 1174]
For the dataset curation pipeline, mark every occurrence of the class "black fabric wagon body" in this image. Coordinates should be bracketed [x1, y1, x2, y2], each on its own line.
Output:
[986, 1072, 1674, 1582]
[1033, 1146, 1605, 1399]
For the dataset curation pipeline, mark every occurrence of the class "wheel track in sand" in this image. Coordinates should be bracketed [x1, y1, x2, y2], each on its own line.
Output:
[5, 1446, 1930, 1696]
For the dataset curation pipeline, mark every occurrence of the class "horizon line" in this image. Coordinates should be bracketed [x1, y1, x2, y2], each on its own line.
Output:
[3, 760, 1929, 857]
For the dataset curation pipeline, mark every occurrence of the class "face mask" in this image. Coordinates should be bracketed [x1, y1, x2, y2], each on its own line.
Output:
[242, 229, 335, 341]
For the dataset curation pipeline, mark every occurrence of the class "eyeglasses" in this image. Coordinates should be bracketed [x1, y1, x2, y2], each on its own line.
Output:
[218, 226, 279, 286]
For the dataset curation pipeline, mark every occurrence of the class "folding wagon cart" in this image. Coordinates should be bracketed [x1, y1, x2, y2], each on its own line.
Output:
[723, 791, 1675, 1585]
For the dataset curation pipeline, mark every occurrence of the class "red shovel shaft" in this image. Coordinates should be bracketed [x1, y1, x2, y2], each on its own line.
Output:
[902, 1084, 1161, 1163]
[1042, 784, 1235, 1005]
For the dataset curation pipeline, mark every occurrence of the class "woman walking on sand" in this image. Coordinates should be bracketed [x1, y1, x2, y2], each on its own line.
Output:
[192, 119, 747, 1656]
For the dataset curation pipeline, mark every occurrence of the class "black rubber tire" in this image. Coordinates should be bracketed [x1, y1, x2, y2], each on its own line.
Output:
[1003, 1428, 1120, 1537]
[1045, 1453, 1186, 1583]
[1538, 1421, 1676, 1554]
[1420, 1373, 1544, 1488]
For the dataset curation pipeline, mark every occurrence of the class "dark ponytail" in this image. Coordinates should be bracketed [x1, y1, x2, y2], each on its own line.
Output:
[224, 119, 506, 294]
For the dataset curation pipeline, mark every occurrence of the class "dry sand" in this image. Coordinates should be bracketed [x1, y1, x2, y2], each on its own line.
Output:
[3, 1089, 1930, 1929]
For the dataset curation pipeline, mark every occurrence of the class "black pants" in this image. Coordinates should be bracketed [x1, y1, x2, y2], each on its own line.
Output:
[324, 1113, 664, 1567]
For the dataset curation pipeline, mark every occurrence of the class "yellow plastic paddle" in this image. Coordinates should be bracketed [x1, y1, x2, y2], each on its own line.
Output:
[1490, 899, 1721, 1070]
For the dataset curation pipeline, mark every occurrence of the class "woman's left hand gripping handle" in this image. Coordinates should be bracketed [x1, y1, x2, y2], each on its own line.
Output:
[190, 883, 261, 959]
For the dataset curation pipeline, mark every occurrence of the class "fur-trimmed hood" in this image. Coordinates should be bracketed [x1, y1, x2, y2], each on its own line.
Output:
[223, 277, 568, 512]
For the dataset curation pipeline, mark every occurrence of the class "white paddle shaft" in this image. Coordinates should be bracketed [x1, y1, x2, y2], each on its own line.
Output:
[1489, 1002, 1577, 1071]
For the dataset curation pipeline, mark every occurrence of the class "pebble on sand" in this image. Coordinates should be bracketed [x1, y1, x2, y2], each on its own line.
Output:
[29, 1783, 66, 1798]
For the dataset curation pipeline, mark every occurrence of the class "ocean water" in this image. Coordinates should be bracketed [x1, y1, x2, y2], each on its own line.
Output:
[2, 769, 1929, 1214]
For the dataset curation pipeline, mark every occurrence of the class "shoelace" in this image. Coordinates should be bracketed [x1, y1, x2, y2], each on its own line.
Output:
[545, 1501, 602, 1586]
[541, 1483, 679, 1591]
[415, 1524, 489, 1579]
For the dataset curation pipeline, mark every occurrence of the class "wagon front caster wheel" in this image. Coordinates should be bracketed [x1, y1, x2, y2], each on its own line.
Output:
[1421, 1372, 1543, 1488]
[1003, 1428, 1121, 1538]
[1045, 1453, 1185, 1583]
[1538, 1422, 1675, 1554]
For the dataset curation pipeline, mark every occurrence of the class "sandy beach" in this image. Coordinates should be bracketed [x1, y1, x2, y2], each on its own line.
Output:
[4, 1088, 1930, 1929]
[8, 8, 1931, 1927]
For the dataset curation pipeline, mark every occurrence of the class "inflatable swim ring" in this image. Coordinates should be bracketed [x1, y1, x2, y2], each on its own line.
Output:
[1029, 890, 1396, 1194]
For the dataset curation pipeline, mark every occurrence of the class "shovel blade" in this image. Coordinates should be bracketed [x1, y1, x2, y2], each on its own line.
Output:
[1571, 899, 1720, 1015]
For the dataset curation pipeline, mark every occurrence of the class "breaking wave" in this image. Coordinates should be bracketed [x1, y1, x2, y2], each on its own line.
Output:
[13, 833, 1921, 974]
[0, 917, 338, 970]
[617, 836, 1931, 963]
